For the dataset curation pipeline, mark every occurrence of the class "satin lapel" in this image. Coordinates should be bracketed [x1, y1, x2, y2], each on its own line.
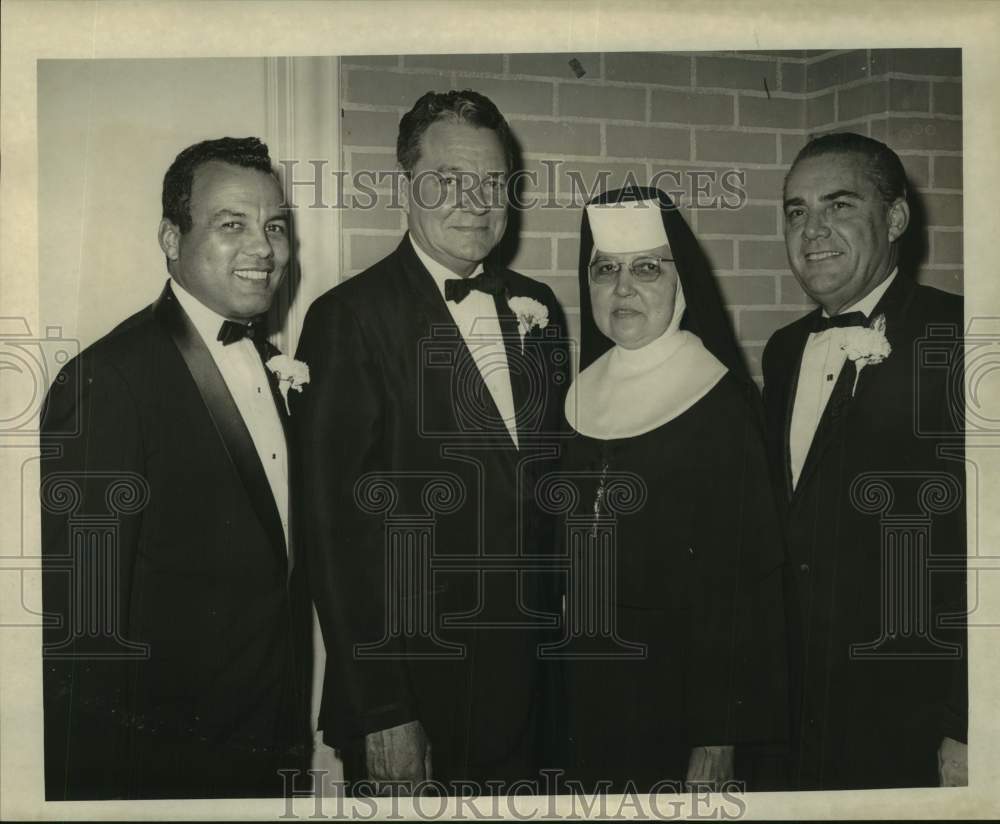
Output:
[843, 271, 915, 408]
[397, 237, 516, 444]
[260, 339, 296, 573]
[260, 339, 292, 442]
[153, 284, 287, 558]
[783, 317, 815, 502]
[492, 286, 529, 444]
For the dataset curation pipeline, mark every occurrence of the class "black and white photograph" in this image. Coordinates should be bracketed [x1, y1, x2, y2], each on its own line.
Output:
[1, 0, 998, 820]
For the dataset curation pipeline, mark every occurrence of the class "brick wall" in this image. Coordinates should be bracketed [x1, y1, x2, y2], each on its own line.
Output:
[340, 50, 962, 378]
[803, 49, 963, 300]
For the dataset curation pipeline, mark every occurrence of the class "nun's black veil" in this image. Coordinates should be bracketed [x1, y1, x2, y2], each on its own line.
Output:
[576, 185, 761, 414]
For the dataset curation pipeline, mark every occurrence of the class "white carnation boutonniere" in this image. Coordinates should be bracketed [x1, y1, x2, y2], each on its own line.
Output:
[265, 354, 310, 413]
[507, 296, 549, 351]
[840, 313, 891, 396]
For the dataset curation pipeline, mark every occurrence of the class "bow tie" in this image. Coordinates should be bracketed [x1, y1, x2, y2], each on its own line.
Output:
[809, 311, 868, 334]
[444, 270, 506, 304]
[218, 318, 267, 346]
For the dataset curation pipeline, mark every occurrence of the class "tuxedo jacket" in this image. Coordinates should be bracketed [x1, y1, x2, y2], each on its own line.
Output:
[761, 273, 966, 790]
[40, 282, 312, 799]
[292, 236, 570, 783]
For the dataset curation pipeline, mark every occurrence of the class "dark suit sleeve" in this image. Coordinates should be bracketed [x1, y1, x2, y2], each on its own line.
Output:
[292, 296, 415, 745]
[759, 332, 793, 516]
[760, 331, 788, 437]
[40, 353, 145, 800]
[938, 311, 967, 745]
[760, 336, 776, 408]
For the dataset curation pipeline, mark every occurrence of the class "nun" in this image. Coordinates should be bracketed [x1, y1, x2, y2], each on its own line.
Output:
[557, 186, 788, 792]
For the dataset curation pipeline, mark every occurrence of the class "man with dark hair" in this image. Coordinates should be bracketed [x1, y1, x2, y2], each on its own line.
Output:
[396, 89, 518, 175]
[761, 132, 967, 789]
[161, 136, 277, 231]
[294, 90, 569, 790]
[41, 136, 311, 799]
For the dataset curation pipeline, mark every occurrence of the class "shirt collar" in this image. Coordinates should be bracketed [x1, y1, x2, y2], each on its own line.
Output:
[408, 234, 484, 302]
[824, 267, 897, 320]
[170, 278, 232, 347]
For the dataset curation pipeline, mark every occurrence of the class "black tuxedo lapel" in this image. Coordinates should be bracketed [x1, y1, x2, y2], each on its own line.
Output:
[782, 318, 814, 501]
[153, 283, 288, 559]
[259, 338, 297, 572]
[397, 235, 460, 333]
[791, 273, 915, 503]
[493, 288, 529, 444]
[397, 236, 518, 447]
[847, 271, 915, 407]
[259, 339, 292, 442]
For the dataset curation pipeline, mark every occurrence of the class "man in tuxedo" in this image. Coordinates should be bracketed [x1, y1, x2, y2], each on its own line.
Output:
[761, 132, 967, 790]
[293, 90, 568, 791]
[41, 137, 311, 799]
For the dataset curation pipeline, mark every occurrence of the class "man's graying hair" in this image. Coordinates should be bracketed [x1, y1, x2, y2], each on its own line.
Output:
[787, 132, 909, 206]
[397, 90, 516, 175]
[162, 137, 276, 233]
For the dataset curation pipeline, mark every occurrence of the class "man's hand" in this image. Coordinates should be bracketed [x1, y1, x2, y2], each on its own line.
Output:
[938, 736, 968, 787]
[365, 720, 431, 792]
[685, 745, 735, 792]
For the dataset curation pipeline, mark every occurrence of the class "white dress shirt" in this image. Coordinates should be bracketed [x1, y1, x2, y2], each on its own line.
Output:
[171, 280, 290, 547]
[788, 269, 896, 489]
[411, 238, 520, 448]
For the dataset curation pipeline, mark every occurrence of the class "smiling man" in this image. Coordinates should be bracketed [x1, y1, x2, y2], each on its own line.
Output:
[41, 137, 311, 799]
[761, 133, 967, 790]
[293, 90, 569, 792]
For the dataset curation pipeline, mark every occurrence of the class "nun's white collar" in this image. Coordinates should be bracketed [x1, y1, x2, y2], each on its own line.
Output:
[565, 328, 727, 440]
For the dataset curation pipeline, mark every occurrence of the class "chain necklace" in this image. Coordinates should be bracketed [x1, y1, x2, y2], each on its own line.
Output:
[591, 457, 610, 539]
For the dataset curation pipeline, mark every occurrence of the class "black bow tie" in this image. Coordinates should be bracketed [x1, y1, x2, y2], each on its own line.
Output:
[218, 318, 267, 346]
[444, 270, 506, 304]
[809, 311, 868, 334]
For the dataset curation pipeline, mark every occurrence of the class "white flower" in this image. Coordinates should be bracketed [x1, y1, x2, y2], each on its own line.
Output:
[265, 354, 310, 412]
[507, 296, 549, 350]
[840, 314, 891, 396]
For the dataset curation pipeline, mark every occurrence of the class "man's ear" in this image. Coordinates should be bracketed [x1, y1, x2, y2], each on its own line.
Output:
[158, 218, 181, 265]
[887, 198, 910, 243]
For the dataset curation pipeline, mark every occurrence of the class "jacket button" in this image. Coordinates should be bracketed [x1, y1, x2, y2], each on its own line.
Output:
[799, 563, 810, 573]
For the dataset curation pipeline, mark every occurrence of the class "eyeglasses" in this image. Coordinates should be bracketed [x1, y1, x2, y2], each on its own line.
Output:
[588, 256, 675, 284]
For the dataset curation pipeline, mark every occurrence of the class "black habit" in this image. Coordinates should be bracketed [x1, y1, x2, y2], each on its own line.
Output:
[559, 375, 788, 792]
